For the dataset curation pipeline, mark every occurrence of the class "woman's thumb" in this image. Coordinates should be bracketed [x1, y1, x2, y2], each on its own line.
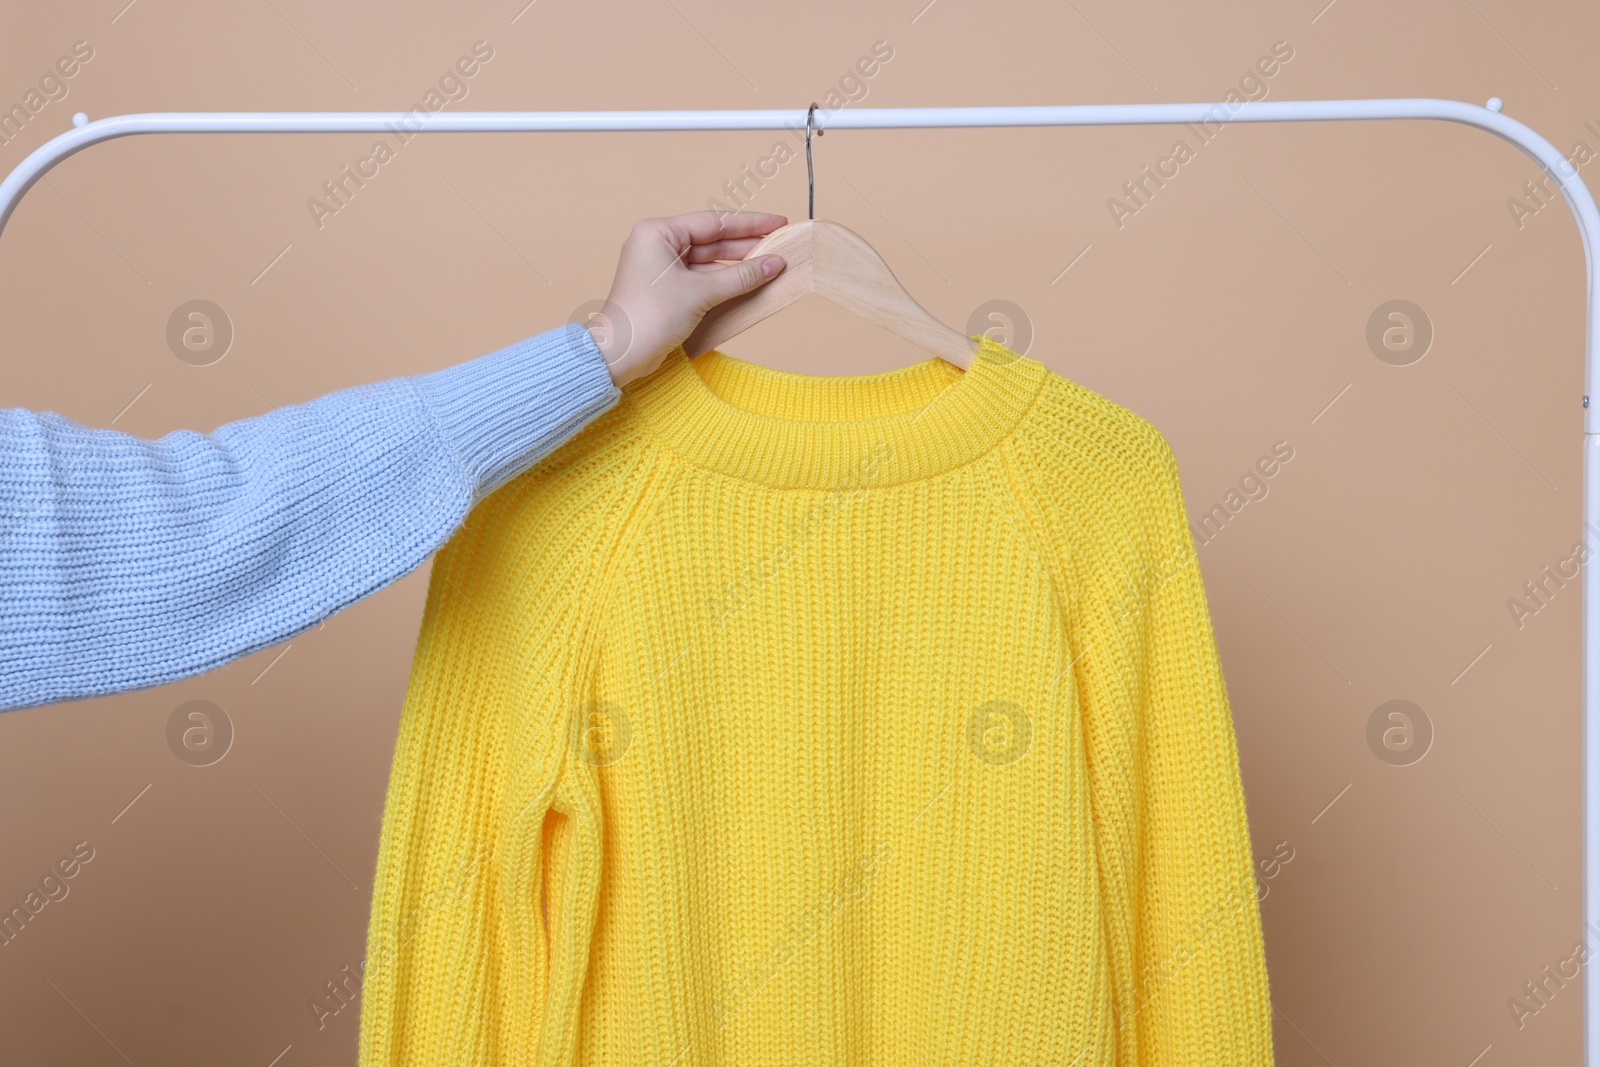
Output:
[700, 254, 784, 306]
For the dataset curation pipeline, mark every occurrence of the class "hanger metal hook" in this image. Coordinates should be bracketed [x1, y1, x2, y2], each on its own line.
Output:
[806, 102, 823, 220]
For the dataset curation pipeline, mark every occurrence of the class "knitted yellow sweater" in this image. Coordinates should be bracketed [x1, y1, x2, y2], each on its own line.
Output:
[355, 335, 1276, 1066]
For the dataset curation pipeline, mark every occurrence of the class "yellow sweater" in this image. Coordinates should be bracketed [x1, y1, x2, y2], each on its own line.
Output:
[356, 335, 1276, 1066]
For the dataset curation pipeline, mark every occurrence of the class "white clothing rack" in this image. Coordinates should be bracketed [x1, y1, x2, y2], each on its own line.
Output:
[1, 99, 1596, 1058]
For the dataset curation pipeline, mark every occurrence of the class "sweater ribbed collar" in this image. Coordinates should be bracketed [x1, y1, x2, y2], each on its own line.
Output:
[625, 334, 1047, 489]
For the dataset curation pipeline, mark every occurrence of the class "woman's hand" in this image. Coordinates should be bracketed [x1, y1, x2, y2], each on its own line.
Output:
[587, 211, 788, 387]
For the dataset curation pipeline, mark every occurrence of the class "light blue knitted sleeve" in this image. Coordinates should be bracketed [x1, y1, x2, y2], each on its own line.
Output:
[0, 321, 622, 713]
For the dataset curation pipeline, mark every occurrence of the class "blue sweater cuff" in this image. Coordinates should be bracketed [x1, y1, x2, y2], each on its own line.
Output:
[406, 322, 623, 504]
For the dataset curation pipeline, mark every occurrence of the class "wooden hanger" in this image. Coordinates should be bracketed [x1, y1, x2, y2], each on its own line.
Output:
[682, 219, 980, 369]
[681, 104, 981, 371]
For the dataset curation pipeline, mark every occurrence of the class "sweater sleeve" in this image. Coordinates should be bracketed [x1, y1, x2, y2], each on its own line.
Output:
[1076, 433, 1276, 1066]
[0, 321, 621, 713]
[355, 413, 645, 1066]
[354, 491, 566, 1066]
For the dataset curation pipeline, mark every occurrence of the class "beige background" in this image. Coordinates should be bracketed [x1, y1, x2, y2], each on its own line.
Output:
[0, 0, 1593, 1063]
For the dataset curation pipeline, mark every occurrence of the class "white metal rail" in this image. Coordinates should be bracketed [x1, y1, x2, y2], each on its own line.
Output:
[0, 98, 1595, 1059]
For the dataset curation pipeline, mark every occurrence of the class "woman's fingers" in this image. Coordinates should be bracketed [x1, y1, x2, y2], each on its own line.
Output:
[681, 236, 770, 263]
[660, 210, 788, 250]
[595, 211, 790, 387]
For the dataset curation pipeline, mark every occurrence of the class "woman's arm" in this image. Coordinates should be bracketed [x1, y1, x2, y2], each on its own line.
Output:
[0, 208, 791, 714]
[0, 322, 620, 713]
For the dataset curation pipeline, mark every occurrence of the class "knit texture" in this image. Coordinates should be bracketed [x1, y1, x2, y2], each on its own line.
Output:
[0, 322, 620, 712]
[356, 335, 1276, 1066]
